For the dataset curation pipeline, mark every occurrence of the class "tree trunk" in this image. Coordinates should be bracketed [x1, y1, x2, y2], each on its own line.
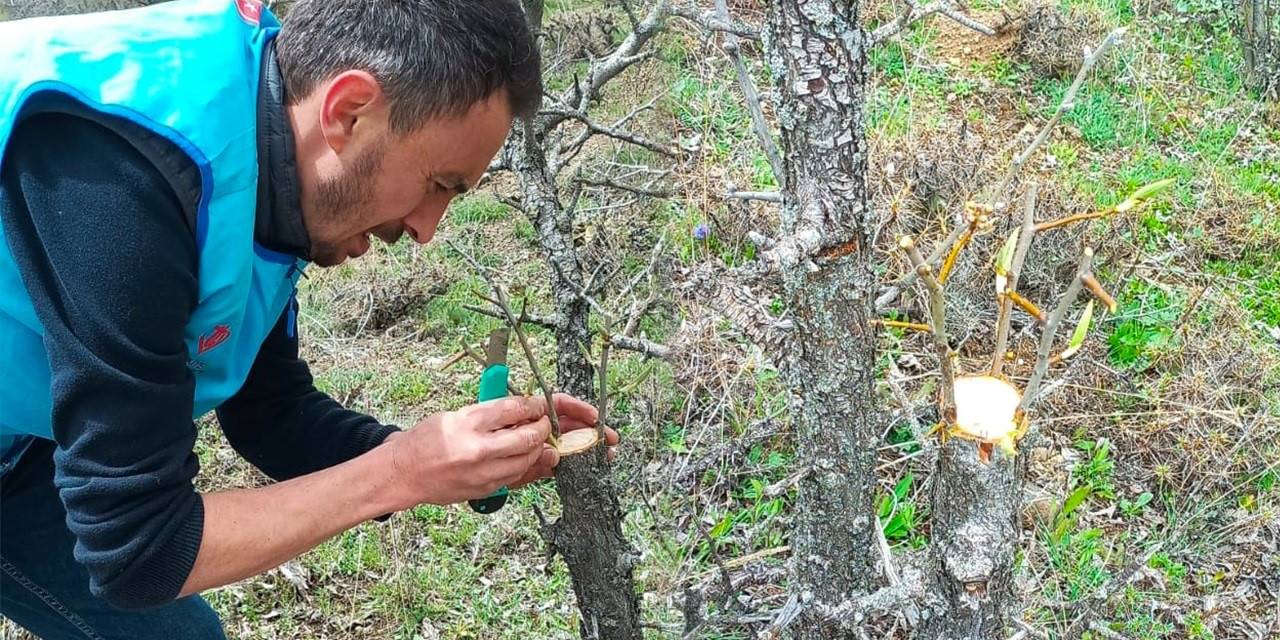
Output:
[763, 1, 880, 637]
[918, 441, 1022, 638]
[1242, 0, 1278, 97]
[506, 5, 643, 635]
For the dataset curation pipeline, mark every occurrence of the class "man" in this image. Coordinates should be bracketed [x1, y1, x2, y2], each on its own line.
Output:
[0, 1, 616, 637]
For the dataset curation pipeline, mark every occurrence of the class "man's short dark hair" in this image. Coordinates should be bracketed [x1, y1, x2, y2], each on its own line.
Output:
[276, 0, 542, 131]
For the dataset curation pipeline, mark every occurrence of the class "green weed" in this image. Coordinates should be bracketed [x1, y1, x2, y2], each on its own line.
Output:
[877, 472, 926, 548]
[1107, 280, 1183, 370]
[448, 193, 510, 225]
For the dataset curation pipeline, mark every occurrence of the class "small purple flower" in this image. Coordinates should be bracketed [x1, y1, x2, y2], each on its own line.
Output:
[692, 223, 710, 241]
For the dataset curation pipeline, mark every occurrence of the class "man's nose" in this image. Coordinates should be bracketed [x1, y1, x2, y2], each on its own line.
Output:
[403, 200, 449, 245]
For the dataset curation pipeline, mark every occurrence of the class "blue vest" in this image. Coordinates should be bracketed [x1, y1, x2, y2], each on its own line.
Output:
[0, 0, 307, 461]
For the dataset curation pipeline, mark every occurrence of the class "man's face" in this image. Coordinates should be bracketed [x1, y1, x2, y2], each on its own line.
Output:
[299, 91, 514, 267]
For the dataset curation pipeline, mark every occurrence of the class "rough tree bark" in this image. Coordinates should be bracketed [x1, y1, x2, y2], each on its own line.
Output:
[508, 116, 642, 640]
[1241, 0, 1278, 97]
[918, 442, 1022, 638]
[501, 2, 644, 638]
[762, 1, 880, 637]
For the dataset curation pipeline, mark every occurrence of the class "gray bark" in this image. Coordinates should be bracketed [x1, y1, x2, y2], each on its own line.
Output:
[1241, 0, 1278, 97]
[762, 1, 880, 637]
[511, 122, 640, 640]
[918, 442, 1022, 639]
[506, 3, 642, 638]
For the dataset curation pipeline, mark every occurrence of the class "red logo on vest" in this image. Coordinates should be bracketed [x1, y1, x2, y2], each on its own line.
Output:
[234, 0, 262, 25]
[197, 325, 232, 354]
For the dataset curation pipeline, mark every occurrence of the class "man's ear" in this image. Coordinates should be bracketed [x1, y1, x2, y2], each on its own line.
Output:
[318, 70, 386, 155]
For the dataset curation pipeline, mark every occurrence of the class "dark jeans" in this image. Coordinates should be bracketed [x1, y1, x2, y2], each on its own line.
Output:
[0, 438, 225, 640]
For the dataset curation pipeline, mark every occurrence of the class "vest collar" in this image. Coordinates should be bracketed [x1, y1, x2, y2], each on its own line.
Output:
[254, 39, 311, 260]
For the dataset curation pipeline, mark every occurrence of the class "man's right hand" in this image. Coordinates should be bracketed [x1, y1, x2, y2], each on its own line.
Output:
[386, 396, 552, 508]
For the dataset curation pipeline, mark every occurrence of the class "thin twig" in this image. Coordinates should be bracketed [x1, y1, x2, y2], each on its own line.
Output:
[577, 175, 676, 198]
[548, 108, 678, 157]
[874, 318, 932, 332]
[608, 334, 671, 358]
[726, 190, 783, 203]
[901, 236, 956, 424]
[715, 0, 784, 189]
[992, 185, 1039, 377]
[447, 240, 563, 443]
[984, 28, 1126, 212]
[597, 331, 609, 440]
[1035, 207, 1113, 232]
[463, 304, 560, 329]
[870, 0, 996, 47]
[1081, 274, 1117, 313]
[1020, 247, 1094, 413]
[670, 3, 761, 39]
[875, 28, 1125, 313]
[1007, 290, 1048, 323]
[877, 222, 968, 310]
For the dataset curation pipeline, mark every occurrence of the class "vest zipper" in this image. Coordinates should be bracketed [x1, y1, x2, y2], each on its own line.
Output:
[286, 291, 298, 339]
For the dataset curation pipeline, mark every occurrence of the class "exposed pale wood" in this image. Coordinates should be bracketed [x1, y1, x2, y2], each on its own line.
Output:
[556, 429, 601, 456]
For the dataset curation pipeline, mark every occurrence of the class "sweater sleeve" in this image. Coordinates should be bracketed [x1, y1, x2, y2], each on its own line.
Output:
[216, 304, 399, 482]
[0, 112, 204, 609]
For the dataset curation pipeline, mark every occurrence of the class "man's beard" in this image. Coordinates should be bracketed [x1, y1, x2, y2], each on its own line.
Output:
[309, 145, 385, 266]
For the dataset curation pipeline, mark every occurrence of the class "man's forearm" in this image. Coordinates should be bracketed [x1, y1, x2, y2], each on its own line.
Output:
[179, 438, 406, 598]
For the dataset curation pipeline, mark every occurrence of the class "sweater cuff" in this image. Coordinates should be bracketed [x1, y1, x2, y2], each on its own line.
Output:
[94, 494, 204, 610]
[357, 422, 401, 457]
[369, 425, 401, 523]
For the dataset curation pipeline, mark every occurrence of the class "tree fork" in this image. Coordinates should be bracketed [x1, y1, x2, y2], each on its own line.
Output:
[503, 1, 644, 636]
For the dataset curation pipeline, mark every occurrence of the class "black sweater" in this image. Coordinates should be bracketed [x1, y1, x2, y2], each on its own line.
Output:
[0, 52, 397, 609]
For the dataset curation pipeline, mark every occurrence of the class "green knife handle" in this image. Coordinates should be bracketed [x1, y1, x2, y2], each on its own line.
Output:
[469, 363, 511, 514]
[477, 364, 509, 403]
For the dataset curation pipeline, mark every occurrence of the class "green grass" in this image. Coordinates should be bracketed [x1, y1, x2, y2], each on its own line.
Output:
[1107, 280, 1184, 371]
[449, 193, 511, 226]
[1207, 258, 1280, 327]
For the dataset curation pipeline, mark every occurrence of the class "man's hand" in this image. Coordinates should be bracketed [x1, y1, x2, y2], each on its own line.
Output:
[384, 393, 617, 509]
[510, 394, 620, 489]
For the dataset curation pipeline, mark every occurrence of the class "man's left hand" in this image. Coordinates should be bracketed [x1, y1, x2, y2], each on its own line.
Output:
[510, 393, 620, 489]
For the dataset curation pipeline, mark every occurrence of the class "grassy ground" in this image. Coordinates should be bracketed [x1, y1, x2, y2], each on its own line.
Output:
[4, 0, 1278, 639]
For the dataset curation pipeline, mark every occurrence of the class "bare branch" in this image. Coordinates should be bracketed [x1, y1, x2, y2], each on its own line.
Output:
[548, 0, 672, 129]
[608, 334, 671, 359]
[549, 108, 679, 157]
[992, 185, 1039, 377]
[578, 175, 676, 198]
[670, 3, 761, 39]
[901, 236, 956, 424]
[870, 0, 996, 47]
[983, 28, 1127, 212]
[1020, 247, 1094, 412]
[618, 0, 641, 32]
[726, 189, 783, 203]
[715, 0, 784, 189]
[462, 304, 561, 329]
